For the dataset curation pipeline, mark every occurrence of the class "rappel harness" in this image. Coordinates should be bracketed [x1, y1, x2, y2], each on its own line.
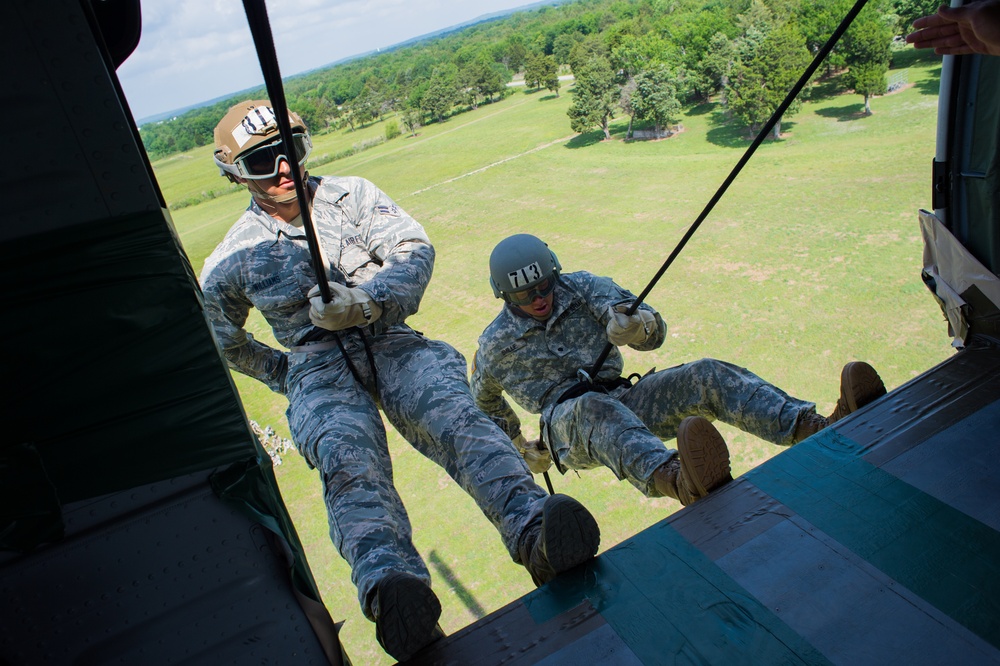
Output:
[554, 373, 636, 406]
[290, 328, 382, 396]
[244, 0, 381, 395]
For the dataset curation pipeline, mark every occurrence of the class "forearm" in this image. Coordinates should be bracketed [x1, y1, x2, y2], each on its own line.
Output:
[484, 402, 523, 441]
[224, 335, 289, 394]
[471, 367, 523, 439]
[361, 241, 434, 326]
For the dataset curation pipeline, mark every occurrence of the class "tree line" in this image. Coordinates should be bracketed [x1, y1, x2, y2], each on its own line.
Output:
[138, 0, 938, 161]
[567, 0, 915, 140]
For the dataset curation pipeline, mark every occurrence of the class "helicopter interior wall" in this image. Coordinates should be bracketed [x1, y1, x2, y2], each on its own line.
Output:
[2, 1, 345, 663]
[924, 54, 1000, 345]
[951, 55, 1000, 275]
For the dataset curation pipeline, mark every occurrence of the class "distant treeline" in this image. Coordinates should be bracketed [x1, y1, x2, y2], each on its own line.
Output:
[138, 0, 937, 161]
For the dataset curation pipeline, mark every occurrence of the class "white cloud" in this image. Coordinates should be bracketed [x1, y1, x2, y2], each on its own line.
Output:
[118, 0, 538, 121]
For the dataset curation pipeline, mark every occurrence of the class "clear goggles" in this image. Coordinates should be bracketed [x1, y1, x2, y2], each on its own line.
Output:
[231, 133, 312, 180]
[506, 277, 555, 305]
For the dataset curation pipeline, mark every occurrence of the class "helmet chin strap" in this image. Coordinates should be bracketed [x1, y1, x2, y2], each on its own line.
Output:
[247, 170, 308, 205]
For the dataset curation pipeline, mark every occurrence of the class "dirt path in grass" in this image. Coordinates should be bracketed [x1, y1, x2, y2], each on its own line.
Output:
[408, 134, 576, 196]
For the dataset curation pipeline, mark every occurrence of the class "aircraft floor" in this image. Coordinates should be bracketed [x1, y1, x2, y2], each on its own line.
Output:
[405, 335, 1000, 665]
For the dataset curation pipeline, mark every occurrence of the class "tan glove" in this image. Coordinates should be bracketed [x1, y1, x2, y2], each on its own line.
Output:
[512, 434, 552, 474]
[308, 283, 383, 331]
[606, 304, 657, 346]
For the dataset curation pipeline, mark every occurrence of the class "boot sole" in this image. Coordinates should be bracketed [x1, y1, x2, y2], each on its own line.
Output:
[541, 494, 601, 575]
[374, 572, 443, 662]
[677, 416, 731, 497]
[843, 361, 887, 411]
[835, 361, 887, 419]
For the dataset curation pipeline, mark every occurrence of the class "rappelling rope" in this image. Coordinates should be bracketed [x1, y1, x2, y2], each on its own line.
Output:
[242, 0, 332, 303]
[586, 0, 871, 381]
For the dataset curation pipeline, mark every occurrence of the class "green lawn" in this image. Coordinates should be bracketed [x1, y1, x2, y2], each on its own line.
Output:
[158, 50, 953, 665]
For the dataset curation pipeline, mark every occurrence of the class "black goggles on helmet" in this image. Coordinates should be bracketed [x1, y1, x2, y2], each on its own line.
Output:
[506, 278, 556, 305]
[234, 133, 312, 179]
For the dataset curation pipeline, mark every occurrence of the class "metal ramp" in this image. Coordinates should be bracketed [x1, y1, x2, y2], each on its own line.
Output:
[408, 335, 1000, 665]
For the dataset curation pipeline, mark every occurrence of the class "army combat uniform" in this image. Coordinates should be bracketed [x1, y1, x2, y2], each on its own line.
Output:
[201, 175, 550, 616]
[471, 270, 817, 496]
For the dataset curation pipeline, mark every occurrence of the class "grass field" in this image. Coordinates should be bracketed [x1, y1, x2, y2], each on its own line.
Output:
[154, 47, 953, 665]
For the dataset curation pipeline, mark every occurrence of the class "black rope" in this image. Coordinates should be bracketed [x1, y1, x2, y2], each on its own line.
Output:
[333, 334, 364, 385]
[359, 329, 381, 396]
[242, 0, 332, 303]
[586, 0, 870, 379]
[543, 470, 555, 495]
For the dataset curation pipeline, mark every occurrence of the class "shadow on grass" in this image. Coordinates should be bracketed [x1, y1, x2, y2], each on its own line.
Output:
[891, 47, 942, 71]
[706, 120, 749, 148]
[565, 130, 607, 148]
[811, 75, 846, 101]
[705, 116, 797, 148]
[815, 103, 867, 122]
[687, 101, 716, 116]
[429, 550, 486, 619]
[916, 68, 943, 96]
[889, 48, 942, 96]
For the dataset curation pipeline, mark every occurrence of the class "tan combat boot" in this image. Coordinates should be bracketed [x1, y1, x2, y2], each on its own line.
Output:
[653, 416, 732, 505]
[794, 361, 887, 442]
[828, 361, 886, 422]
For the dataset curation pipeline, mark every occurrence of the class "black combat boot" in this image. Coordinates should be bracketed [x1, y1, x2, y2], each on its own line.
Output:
[518, 494, 601, 587]
[372, 571, 443, 661]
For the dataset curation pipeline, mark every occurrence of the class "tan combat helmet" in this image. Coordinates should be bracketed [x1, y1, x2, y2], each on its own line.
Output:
[213, 100, 312, 202]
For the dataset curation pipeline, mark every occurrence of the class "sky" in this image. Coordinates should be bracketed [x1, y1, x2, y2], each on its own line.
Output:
[117, 0, 544, 122]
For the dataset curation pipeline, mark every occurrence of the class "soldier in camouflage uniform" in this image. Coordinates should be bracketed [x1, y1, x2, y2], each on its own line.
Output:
[200, 103, 600, 662]
[471, 234, 887, 503]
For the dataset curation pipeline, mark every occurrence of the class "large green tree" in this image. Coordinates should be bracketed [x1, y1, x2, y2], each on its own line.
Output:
[422, 67, 458, 123]
[843, 5, 893, 115]
[610, 32, 673, 81]
[568, 34, 610, 75]
[567, 56, 618, 140]
[726, 19, 812, 139]
[619, 75, 638, 138]
[697, 31, 735, 102]
[892, 0, 941, 33]
[350, 81, 382, 126]
[553, 32, 583, 66]
[494, 35, 529, 74]
[460, 55, 509, 108]
[523, 51, 552, 90]
[543, 58, 561, 97]
[796, 0, 852, 74]
[633, 64, 683, 134]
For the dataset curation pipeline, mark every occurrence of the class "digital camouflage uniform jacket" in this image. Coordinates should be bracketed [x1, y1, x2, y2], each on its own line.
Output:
[471, 271, 665, 442]
[200, 175, 432, 389]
